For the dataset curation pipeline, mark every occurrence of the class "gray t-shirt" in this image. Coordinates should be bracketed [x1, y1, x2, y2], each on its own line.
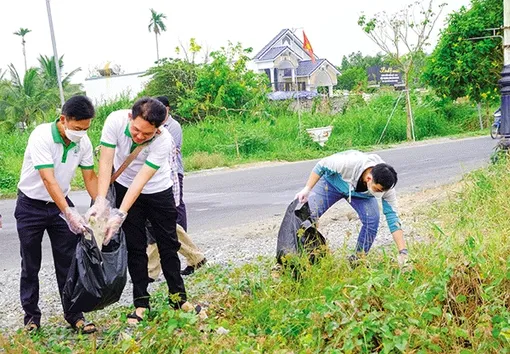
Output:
[163, 116, 184, 175]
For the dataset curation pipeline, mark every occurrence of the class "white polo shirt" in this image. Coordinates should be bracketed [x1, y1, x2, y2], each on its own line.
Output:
[100, 109, 173, 194]
[18, 120, 94, 202]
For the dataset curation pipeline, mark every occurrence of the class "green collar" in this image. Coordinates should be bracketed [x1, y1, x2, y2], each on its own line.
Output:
[51, 118, 77, 163]
[124, 122, 157, 152]
[51, 119, 76, 148]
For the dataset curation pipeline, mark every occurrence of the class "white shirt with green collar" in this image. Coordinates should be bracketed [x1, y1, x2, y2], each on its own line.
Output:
[100, 109, 173, 194]
[17, 119, 94, 202]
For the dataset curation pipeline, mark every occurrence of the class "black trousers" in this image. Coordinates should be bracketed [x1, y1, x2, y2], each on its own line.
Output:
[114, 182, 186, 309]
[14, 191, 83, 327]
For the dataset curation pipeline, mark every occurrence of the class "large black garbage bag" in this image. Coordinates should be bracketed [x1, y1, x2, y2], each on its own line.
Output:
[276, 200, 326, 265]
[62, 228, 127, 313]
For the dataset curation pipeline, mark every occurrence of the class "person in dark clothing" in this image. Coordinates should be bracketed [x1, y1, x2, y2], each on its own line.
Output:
[15, 95, 98, 333]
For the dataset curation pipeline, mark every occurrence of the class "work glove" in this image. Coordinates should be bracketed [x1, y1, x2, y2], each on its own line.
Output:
[295, 186, 311, 203]
[85, 196, 110, 221]
[103, 209, 128, 246]
[397, 249, 411, 271]
[62, 207, 87, 235]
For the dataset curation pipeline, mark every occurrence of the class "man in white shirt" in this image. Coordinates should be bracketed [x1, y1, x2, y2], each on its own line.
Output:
[145, 96, 206, 282]
[15, 95, 98, 333]
[86, 97, 190, 324]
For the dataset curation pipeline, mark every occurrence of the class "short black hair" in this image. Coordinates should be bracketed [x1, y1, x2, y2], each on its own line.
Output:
[131, 97, 167, 128]
[371, 163, 398, 190]
[62, 95, 95, 121]
[155, 96, 170, 108]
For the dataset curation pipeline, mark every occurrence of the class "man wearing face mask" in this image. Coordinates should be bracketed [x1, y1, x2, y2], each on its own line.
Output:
[15, 95, 98, 333]
[295, 150, 408, 267]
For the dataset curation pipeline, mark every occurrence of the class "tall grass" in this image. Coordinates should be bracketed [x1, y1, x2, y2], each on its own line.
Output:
[2, 160, 509, 352]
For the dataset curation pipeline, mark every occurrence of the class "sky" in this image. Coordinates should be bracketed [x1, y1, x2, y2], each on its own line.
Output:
[0, 0, 471, 84]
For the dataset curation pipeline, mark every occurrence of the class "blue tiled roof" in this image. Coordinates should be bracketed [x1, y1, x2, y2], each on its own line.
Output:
[253, 29, 289, 60]
[259, 47, 287, 61]
[296, 59, 324, 76]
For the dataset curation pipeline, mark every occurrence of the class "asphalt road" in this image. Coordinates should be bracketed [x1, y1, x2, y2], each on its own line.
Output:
[0, 136, 497, 271]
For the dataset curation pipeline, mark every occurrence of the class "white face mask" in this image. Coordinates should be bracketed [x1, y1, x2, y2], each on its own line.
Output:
[65, 127, 87, 143]
[367, 180, 385, 199]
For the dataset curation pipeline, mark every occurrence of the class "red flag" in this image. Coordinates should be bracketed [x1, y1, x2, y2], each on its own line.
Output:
[302, 31, 316, 63]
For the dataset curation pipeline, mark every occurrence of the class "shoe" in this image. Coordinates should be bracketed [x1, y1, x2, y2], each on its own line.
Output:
[181, 258, 207, 276]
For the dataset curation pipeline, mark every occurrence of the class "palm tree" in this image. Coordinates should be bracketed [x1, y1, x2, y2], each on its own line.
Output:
[148, 9, 167, 62]
[37, 54, 81, 90]
[13, 28, 31, 72]
[2, 64, 52, 128]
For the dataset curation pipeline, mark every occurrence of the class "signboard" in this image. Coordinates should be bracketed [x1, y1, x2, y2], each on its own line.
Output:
[367, 66, 403, 86]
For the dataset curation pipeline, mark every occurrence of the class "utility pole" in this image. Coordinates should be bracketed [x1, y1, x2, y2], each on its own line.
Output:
[45, 0, 65, 107]
[499, 0, 510, 136]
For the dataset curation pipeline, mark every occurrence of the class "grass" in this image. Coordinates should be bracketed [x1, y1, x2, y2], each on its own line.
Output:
[0, 92, 492, 197]
[2, 159, 510, 353]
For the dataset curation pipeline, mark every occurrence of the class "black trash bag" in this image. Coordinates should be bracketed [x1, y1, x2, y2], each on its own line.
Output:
[62, 227, 127, 313]
[276, 199, 326, 265]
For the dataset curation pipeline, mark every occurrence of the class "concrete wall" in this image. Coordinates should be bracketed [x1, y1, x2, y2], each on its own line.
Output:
[84, 72, 152, 104]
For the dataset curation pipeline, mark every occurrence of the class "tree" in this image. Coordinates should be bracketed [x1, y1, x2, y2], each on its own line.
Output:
[2, 65, 54, 128]
[358, 0, 446, 140]
[179, 42, 269, 120]
[148, 9, 167, 62]
[422, 0, 503, 105]
[141, 58, 199, 113]
[13, 28, 31, 73]
[175, 38, 204, 63]
[336, 67, 368, 91]
[37, 54, 82, 95]
[340, 51, 388, 72]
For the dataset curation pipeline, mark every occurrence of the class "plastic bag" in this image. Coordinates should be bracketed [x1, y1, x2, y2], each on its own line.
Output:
[62, 226, 127, 313]
[276, 200, 326, 265]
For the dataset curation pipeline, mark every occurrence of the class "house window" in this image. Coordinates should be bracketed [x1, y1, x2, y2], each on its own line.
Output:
[283, 69, 292, 77]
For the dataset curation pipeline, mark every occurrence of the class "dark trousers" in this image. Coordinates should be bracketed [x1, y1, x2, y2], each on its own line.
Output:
[114, 182, 186, 309]
[14, 191, 83, 327]
[176, 173, 187, 231]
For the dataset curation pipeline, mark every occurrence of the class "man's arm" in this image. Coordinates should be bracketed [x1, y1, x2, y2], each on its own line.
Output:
[82, 169, 98, 201]
[118, 164, 157, 213]
[97, 146, 115, 198]
[38, 168, 70, 212]
[295, 171, 321, 203]
[39, 168, 86, 234]
[391, 229, 406, 252]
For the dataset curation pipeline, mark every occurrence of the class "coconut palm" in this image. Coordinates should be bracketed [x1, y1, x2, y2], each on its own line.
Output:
[2, 64, 53, 128]
[13, 28, 31, 72]
[148, 9, 167, 62]
[37, 54, 81, 91]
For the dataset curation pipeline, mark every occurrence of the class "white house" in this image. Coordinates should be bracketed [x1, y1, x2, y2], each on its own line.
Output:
[84, 71, 151, 104]
[251, 29, 340, 96]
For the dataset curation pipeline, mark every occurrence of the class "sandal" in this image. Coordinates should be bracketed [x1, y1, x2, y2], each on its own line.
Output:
[127, 310, 146, 325]
[71, 319, 97, 334]
[25, 322, 40, 333]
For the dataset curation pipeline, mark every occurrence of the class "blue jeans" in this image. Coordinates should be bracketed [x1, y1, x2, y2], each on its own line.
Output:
[308, 178, 380, 254]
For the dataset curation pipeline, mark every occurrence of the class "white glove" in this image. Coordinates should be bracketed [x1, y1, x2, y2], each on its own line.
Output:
[397, 249, 411, 271]
[295, 186, 311, 203]
[62, 207, 87, 235]
[85, 196, 110, 221]
[103, 209, 128, 245]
